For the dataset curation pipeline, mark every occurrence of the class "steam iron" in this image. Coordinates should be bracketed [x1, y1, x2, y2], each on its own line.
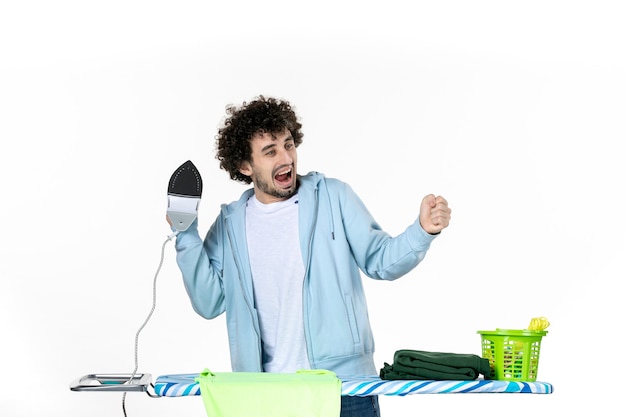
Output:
[167, 160, 203, 232]
[69, 161, 203, 399]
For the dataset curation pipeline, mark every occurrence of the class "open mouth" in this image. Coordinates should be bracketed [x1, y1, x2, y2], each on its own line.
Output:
[274, 166, 293, 187]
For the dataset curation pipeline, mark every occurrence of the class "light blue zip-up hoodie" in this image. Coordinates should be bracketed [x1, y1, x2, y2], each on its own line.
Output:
[174, 171, 437, 378]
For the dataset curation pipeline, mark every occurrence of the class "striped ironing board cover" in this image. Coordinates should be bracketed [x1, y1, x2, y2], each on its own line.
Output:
[154, 374, 553, 397]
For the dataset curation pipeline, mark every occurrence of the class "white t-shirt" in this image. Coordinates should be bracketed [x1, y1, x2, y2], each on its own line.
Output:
[245, 193, 310, 372]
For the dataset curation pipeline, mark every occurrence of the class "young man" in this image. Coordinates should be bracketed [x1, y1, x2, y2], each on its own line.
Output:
[168, 96, 451, 416]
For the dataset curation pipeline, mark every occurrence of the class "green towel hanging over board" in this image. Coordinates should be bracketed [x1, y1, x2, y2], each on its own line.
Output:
[196, 368, 342, 417]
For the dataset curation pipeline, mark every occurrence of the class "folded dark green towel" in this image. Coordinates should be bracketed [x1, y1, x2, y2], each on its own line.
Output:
[380, 349, 491, 381]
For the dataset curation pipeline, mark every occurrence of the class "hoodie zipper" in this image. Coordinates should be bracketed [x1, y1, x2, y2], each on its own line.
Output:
[225, 216, 263, 369]
[302, 184, 320, 368]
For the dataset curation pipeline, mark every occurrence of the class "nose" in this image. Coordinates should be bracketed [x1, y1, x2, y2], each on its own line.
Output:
[278, 147, 294, 165]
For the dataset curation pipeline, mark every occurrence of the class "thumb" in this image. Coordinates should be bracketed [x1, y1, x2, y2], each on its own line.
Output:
[421, 194, 436, 210]
[419, 194, 435, 225]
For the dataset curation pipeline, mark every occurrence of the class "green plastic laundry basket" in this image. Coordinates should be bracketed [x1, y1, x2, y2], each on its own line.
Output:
[477, 329, 547, 382]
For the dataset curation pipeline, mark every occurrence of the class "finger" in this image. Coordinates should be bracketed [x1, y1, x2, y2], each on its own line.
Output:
[430, 207, 451, 227]
[431, 197, 450, 214]
[423, 194, 436, 208]
[433, 215, 450, 227]
[434, 196, 448, 207]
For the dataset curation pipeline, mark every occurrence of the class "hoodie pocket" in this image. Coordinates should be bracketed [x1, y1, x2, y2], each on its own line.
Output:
[345, 294, 361, 346]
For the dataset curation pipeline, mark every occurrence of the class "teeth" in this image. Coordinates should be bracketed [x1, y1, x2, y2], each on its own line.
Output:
[277, 168, 291, 175]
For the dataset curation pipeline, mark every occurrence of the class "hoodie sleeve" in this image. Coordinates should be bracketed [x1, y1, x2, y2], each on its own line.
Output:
[337, 181, 437, 280]
[174, 215, 226, 319]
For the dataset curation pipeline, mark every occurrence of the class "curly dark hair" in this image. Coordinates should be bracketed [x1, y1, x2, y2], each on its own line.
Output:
[215, 96, 304, 184]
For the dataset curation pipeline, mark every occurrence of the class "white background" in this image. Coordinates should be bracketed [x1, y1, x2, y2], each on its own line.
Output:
[1, 1, 624, 416]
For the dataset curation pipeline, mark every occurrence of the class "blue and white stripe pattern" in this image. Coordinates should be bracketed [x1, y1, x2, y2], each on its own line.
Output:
[153, 374, 553, 397]
[154, 374, 203, 397]
[341, 376, 553, 395]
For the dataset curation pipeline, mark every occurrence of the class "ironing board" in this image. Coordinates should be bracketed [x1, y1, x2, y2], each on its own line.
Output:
[154, 374, 553, 397]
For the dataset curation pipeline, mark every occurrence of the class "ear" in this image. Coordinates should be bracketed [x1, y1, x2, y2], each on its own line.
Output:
[239, 161, 252, 177]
